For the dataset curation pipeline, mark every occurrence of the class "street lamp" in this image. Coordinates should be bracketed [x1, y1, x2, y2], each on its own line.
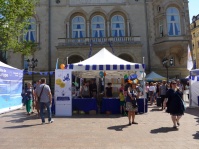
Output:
[162, 57, 174, 83]
[27, 58, 38, 84]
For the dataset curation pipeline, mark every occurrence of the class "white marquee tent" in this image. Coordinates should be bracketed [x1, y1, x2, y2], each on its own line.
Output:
[0, 61, 23, 114]
[66, 47, 145, 78]
[55, 47, 145, 116]
[190, 69, 199, 107]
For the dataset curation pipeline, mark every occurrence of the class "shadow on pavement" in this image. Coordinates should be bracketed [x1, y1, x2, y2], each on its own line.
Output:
[150, 127, 178, 133]
[3, 124, 42, 129]
[55, 114, 121, 119]
[150, 108, 163, 112]
[193, 131, 199, 139]
[107, 124, 129, 131]
[185, 108, 199, 117]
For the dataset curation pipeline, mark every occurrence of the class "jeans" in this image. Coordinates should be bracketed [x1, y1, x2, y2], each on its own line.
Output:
[40, 102, 52, 123]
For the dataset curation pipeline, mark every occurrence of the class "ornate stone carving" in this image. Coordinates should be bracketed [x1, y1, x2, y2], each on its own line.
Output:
[69, 0, 126, 6]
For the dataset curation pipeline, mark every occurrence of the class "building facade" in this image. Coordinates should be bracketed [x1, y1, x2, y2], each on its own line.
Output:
[7, 0, 191, 86]
[190, 14, 199, 69]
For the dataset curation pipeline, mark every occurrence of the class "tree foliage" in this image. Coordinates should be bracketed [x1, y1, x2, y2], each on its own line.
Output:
[0, 0, 38, 55]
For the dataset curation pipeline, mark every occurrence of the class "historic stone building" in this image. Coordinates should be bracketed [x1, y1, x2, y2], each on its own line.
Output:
[7, 0, 191, 86]
[190, 14, 199, 69]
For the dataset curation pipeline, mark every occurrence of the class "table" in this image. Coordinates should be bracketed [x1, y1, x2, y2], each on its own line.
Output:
[72, 98, 98, 112]
[101, 98, 148, 114]
[137, 98, 148, 113]
[101, 98, 120, 114]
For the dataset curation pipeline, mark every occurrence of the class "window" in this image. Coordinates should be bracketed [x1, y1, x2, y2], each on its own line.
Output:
[72, 16, 86, 38]
[166, 7, 181, 36]
[25, 17, 36, 42]
[159, 20, 163, 37]
[91, 16, 105, 37]
[111, 15, 125, 37]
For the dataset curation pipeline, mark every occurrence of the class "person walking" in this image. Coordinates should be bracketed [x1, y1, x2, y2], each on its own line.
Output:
[34, 80, 41, 117]
[159, 80, 167, 110]
[164, 80, 185, 129]
[149, 82, 155, 105]
[24, 82, 34, 115]
[126, 82, 138, 125]
[36, 78, 53, 124]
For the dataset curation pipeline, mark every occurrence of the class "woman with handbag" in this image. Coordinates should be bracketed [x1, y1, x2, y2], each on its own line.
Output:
[164, 80, 185, 129]
[126, 81, 139, 125]
[24, 82, 34, 115]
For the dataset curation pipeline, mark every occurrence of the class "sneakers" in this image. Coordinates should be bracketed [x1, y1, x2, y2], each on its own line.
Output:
[48, 119, 54, 124]
[41, 122, 45, 125]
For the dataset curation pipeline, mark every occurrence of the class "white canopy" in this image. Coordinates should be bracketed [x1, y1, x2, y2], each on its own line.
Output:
[66, 48, 145, 78]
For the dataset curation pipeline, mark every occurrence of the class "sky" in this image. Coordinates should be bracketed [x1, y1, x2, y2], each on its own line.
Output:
[188, 0, 199, 22]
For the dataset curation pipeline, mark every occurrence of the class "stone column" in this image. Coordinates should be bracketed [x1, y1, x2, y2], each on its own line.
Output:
[67, 22, 69, 38]
[107, 21, 110, 37]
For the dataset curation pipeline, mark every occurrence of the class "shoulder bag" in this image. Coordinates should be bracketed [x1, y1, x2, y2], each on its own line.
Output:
[38, 85, 45, 102]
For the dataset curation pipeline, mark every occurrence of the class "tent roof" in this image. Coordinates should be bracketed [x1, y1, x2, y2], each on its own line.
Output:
[65, 48, 145, 78]
[0, 61, 18, 69]
[145, 71, 166, 81]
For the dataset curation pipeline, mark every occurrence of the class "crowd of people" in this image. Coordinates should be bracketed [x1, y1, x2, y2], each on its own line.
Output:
[21, 77, 187, 129]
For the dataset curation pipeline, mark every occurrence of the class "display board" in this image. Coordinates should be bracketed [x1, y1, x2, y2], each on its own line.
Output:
[55, 69, 72, 116]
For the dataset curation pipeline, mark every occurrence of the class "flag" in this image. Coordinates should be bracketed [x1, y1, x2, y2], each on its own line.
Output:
[88, 40, 92, 58]
[56, 58, 59, 69]
[187, 45, 193, 71]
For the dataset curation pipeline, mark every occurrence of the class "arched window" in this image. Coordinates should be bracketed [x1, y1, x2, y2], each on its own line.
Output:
[111, 15, 125, 37]
[91, 15, 105, 37]
[25, 17, 36, 42]
[166, 7, 181, 36]
[72, 16, 86, 38]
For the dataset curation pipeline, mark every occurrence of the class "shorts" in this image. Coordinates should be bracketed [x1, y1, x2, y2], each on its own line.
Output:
[120, 101, 125, 106]
[126, 102, 137, 112]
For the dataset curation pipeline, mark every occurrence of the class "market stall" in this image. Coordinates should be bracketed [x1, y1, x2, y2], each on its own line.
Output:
[0, 61, 23, 114]
[189, 69, 199, 107]
[54, 48, 145, 116]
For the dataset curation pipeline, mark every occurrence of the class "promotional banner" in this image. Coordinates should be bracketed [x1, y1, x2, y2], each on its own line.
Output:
[55, 69, 72, 116]
[0, 66, 23, 114]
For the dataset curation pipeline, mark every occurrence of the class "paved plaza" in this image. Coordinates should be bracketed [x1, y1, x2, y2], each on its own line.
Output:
[0, 104, 199, 149]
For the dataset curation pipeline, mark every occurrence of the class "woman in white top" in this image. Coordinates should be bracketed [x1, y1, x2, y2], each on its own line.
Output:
[149, 82, 155, 105]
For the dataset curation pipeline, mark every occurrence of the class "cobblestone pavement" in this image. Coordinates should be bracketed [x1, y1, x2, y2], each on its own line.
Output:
[0, 104, 199, 149]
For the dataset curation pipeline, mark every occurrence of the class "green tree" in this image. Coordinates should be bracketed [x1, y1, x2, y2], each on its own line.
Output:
[0, 0, 38, 56]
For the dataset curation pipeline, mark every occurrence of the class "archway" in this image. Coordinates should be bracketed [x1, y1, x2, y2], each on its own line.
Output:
[68, 55, 84, 64]
[118, 54, 134, 62]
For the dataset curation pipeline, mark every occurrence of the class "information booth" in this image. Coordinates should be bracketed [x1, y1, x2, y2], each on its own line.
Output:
[54, 48, 145, 116]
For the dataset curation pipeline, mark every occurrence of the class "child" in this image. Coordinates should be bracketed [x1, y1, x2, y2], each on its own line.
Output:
[119, 89, 126, 116]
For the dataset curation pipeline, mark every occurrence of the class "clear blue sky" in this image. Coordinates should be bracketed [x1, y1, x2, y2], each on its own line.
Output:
[189, 0, 199, 22]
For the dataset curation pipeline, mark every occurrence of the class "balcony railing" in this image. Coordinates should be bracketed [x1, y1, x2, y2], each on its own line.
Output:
[57, 36, 141, 47]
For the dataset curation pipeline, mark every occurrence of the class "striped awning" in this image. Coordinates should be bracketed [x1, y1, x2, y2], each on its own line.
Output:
[65, 48, 145, 72]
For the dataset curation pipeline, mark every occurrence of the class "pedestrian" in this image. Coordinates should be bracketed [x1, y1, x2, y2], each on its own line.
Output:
[34, 80, 41, 117]
[149, 82, 155, 105]
[35, 78, 53, 124]
[164, 80, 185, 129]
[126, 81, 138, 125]
[24, 82, 34, 115]
[119, 89, 126, 115]
[159, 80, 167, 110]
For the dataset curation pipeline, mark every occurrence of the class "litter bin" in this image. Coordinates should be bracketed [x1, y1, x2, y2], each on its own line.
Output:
[156, 97, 162, 107]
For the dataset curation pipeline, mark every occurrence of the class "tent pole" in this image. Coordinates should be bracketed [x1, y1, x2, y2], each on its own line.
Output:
[143, 57, 146, 113]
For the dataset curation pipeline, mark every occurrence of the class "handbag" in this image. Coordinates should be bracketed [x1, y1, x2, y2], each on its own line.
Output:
[176, 92, 186, 110]
[132, 99, 138, 108]
[38, 85, 45, 102]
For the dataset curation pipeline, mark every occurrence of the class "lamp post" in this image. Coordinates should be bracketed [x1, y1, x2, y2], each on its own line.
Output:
[162, 57, 174, 83]
[27, 58, 38, 85]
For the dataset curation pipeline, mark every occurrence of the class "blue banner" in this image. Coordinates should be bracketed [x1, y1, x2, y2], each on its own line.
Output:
[0, 66, 23, 110]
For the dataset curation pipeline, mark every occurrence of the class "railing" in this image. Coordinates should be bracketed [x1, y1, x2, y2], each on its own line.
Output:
[57, 36, 141, 47]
